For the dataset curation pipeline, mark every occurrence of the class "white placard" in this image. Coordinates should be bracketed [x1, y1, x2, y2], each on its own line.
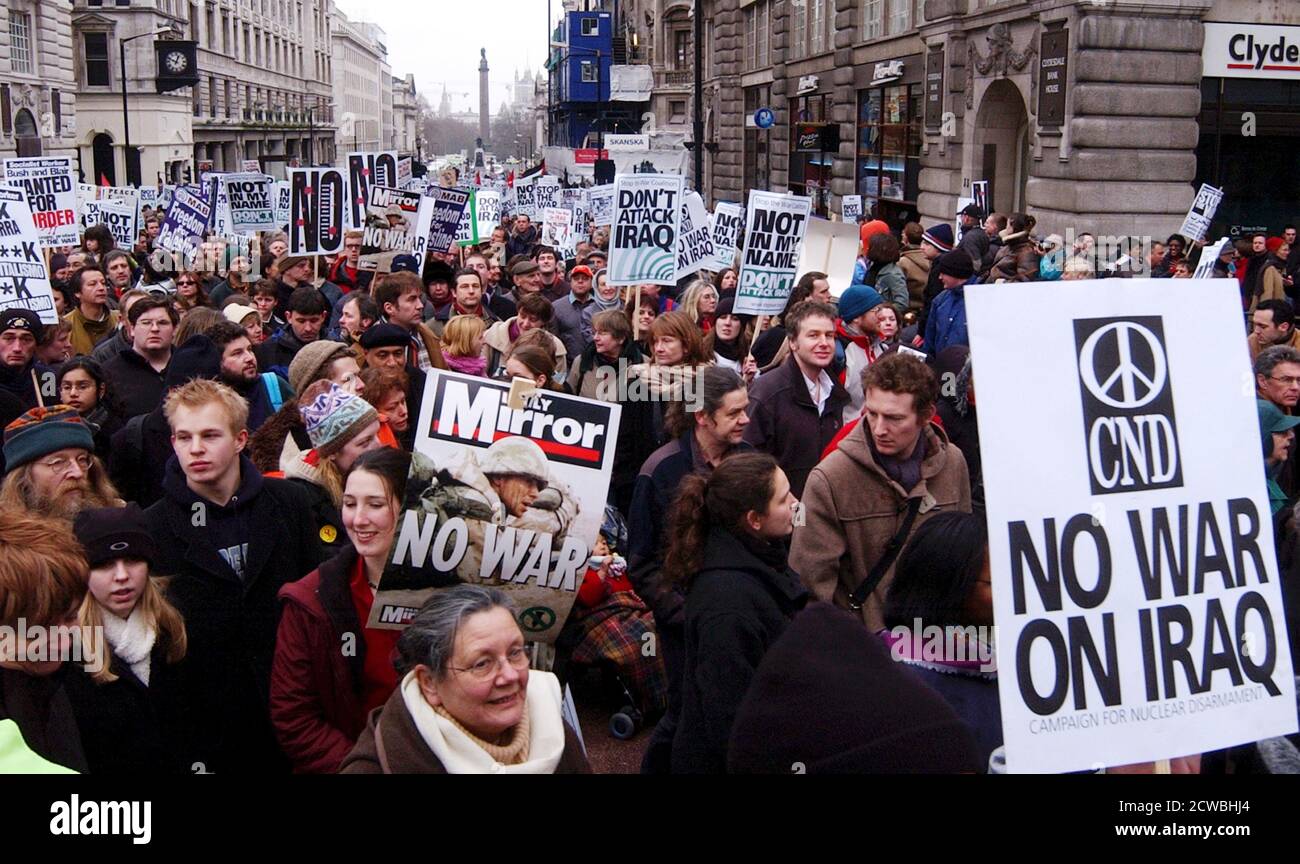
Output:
[967, 278, 1298, 774]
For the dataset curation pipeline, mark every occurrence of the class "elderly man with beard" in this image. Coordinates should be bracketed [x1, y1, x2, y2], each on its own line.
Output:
[0, 405, 122, 519]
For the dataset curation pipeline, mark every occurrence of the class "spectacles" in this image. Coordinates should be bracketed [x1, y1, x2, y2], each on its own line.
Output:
[1270, 375, 1300, 386]
[40, 453, 92, 475]
[60, 380, 95, 392]
[448, 645, 529, 681]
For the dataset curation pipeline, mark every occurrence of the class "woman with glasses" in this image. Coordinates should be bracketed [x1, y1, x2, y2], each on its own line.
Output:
[56, 357, 123, 462]
[173, 270, 211, 313]
[341, 583, 592, 774]
[270, 448, 410, 774]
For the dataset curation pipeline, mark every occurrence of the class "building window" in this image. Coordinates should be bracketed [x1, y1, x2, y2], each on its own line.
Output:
[887, 0, 912, 35]
[580, 59, 597, 83]
[744, 5, 756, 71]
[757, 1, 770, 68]
[225, 80, 232, 118]
[14, 109, 40, 157]
[210, 77, 218, 118]
[9, 12, 34, 74]
[862, 0, 884, 41]
[810, 0, 826, 55]
[580, 17, 599, 37]
[790, 0, 807, 60]
[788, 93, 831, 215]
[673, 29, 690, 70]
[84, 32, 111, 86]
[856, 84, 923, 219]
[669, 100, 687, 124]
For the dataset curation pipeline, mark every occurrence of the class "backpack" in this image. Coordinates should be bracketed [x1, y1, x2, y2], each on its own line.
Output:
[261, 373, 284, 413]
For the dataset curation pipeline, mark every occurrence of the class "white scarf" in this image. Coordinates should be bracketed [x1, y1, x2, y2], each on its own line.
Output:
[100, 606, 156, 686]
[400, 669, 567, 774]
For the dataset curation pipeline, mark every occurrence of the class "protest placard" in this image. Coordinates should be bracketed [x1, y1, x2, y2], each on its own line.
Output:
[966, 278, 1298, 773]
[240, 159, 261, 174]
[535, 176, 561, 212]
[709, 201, 745, 270]
[156, 185, 212, 259]
[455, 191, 479, 247]
[424, 186, 471, 255]
[734, 191, 812, 315]
[83, 199, 139, 249]
[346, 151, 399, 229]
[273, 180, 291, 228]
[514, 177, 538, 220]
[397, 156, 412, 188]
[566, 188, 589, 239]
[607, 174, 684, 287]
[971, 180, 990, 215]
[541, 207, 574, 256]
[841, 194, 863, 223]
[0, 188, 58, 324]
[1192, 238, 1232, 279]
[2, 157, 78, 248]
[475, 188, 501, 241]
[288, 166, 346, 255]
[358, 185, 424, 273]
[224, 173, 276, 233]
[1180, 184, 1224, 243]
[368, 370, 622, 643]
[139, 186, 160, 210]
[587, 185, 615, 227]
[795, 217, 861, 298]
[675, 190, 716, 280]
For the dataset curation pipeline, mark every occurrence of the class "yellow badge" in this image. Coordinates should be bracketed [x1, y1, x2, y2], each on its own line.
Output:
[319, 525, 338, 543]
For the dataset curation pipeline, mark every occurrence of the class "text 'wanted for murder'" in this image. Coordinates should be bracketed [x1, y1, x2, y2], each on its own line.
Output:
[1008, 497, 1283, 716]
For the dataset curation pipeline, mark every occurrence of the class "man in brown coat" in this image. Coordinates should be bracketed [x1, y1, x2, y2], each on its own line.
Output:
[790, 353, 971, 631]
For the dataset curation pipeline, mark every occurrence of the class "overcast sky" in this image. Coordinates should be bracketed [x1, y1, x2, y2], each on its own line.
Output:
[332, 0, 554, 116]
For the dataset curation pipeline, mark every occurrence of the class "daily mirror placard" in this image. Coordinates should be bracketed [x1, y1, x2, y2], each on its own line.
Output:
[370, 371, 622, 643]
[966, 278, 1297, 774]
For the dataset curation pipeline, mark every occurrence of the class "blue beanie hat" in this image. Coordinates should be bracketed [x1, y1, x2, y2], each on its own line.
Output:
[3, 405, 96, 473]
[299, 382, 379, 458]
[837, 283, 885, 323]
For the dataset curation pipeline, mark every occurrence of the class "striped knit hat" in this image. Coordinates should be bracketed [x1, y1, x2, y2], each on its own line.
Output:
[299, 381, 379, 458]
[3, 405, 95, 473]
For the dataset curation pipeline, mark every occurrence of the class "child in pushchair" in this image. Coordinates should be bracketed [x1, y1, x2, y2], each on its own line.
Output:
[558, 506, 668, 738]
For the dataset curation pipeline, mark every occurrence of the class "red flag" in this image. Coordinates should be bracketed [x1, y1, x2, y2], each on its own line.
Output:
[507, 170, 515, 188]
[99, 173, 111, 187]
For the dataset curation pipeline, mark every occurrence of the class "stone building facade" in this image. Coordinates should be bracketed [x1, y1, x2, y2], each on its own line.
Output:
[332, 9, 389, 155]
[0, 1, 78, 165]
[702, 0, 1300, 241]
[392, 73, 418, 158]
[72, 0, 191, 187]
[189, 0, 337, 177]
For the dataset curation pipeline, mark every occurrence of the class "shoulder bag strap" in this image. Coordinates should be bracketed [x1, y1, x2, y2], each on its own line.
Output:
[848, 496, 923, 611]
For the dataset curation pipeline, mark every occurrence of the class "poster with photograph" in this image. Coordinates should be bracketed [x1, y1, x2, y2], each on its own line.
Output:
[368, 371, 622, 643]
[358, 185, 424, 273]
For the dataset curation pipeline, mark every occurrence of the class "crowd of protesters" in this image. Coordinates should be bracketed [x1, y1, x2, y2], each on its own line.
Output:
[0, 171, 1298, 776]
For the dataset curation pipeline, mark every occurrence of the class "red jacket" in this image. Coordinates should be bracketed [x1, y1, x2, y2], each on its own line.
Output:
[270, 546, 389, 774]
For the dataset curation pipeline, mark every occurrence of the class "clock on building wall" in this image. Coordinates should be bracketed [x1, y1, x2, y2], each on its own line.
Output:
[154, 40, 199, 94]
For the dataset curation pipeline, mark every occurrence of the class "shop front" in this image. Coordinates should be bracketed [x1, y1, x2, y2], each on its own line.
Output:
[855, 54, 924, 229]
[788, 74, 834, 216]
[1197, 22, 1300, 234]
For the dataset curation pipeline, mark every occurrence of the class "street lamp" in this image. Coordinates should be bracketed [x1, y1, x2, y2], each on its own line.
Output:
[304, 99, 334, 167]
[120, 22, 183, 187]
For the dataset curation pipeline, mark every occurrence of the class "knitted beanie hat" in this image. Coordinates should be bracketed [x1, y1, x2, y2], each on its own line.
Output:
[3, 405, 95, 473]
[299, 381, 379, 458]
[837, 284, 885, 323]
[287, 340, 353, 395]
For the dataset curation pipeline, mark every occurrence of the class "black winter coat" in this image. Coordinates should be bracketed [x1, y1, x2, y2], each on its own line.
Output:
[144, 456, 324, 773]
[742, 354, 849, 498]
[0, 667, 87, 772]
[254, 329, 311, 379]
[671, 528, 808, 774]
[107, 407, 174, 508]
[63, 639, 191, 774]
[101, 347, 168, 418]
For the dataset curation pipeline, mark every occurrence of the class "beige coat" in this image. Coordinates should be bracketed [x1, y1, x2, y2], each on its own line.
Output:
[897, 247, 931, 314]
[789, 420, 971, 631]
[481, 318, 568, 380]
